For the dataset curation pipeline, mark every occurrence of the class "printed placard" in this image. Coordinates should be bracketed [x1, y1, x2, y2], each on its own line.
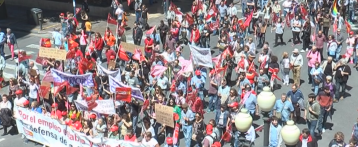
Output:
[39, 47, 67, 60]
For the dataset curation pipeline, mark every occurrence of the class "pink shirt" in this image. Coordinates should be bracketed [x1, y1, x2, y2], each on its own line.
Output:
[306, 50, 321, 67]
[346, 37, 355, 47]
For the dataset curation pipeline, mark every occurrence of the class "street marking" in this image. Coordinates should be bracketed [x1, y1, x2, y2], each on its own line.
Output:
[26, 44, 40, 49]
[3, 71, 15, 79]
[0, 138, 5, 142]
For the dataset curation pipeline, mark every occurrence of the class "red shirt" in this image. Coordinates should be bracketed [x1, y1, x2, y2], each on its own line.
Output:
[124, 135, 137, 142]
[144, 38, 154, 53]
[105, 49, 116, 62]
[51, 110, 63, 120]
[94, 38, 104, 50]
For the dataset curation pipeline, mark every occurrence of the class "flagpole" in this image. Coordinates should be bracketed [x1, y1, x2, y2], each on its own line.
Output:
[114, 23, 120, 62]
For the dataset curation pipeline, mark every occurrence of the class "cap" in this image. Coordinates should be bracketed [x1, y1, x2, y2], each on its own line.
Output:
[293, 48, 299, 53]
[195, 70, 201, 76]
[74, 122, 82, 130]
[206, 124, 213, 135]
[248, 51, 255, 58]
[166, 137, 173, 144]
[60, 13, 65, 16]
[15, 90, 23, 95]
[212, 142, 222, 147]
[52, 103, 58, 107]
[62, 111, 67, 116]
[90, 113, 97, 119]
[110, 126, 119, 132]
[229, 102, 239, 108]
[181, 103, 189, 109]
[110, 55, 115, 60]
[85, 52, 90, 56]
[350, 31, 354, 35]
[23, 100, 30, 106]
[71, 113, 77, 119]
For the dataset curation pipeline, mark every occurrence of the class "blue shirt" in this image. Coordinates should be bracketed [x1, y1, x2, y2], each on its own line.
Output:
[157, 76, 169, 90]
[273, 100, 294, 121]
[244, 93, 257, 114]
[191, 75, 205, 91]
[310, 67, 323, 81]
[52, 31, 62, 46]
[176, 81, 186, 95]
[237, 78, 251, 95]
[32, 107, 43, 113]
[0, 32, 5, 44]
[218, 85, 231, 97]
[269, 123, 282, 147]
[180, 109, 195, 125]
[286, 90, 304, 104]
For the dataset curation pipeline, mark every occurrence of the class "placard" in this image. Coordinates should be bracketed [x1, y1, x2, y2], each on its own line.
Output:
[39, 47, 67, 60]
[120, 42, 144, 53]
[155, 104, 174, 128]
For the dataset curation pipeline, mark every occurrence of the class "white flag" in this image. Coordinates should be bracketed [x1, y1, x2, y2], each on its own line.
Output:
[96, 63, 121, 81]
[189, 45, 213, 68]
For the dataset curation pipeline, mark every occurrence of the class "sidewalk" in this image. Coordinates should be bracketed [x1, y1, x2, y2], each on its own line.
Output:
[0, 4, 166, 44]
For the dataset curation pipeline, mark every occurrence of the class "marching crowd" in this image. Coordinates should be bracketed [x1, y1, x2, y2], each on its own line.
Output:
[1, 0, 358, 146]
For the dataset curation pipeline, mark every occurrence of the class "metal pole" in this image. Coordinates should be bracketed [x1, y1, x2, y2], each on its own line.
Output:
[73, 0, 76, 18]
[263, 111, 270, 147]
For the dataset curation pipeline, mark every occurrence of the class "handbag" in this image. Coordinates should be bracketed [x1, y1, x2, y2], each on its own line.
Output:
[275, 102, 286, 119]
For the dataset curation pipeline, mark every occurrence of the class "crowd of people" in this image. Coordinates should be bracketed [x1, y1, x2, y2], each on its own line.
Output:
[1, 0, 358, 146]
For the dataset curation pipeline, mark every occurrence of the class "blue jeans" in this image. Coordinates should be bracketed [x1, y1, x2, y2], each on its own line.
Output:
[198, 90, 204, 100]
[182, 125, 193, 147]
[317, 107, 329, 133]
[131, 115, 138, 135]
[242, 3, 247, 17]
[312, 78, 320, 95]
[208, 94, 218, 111]
[96, 50, 103, 62]
[349, 10, 355, 22]
[233, 131, 240, 147]
[135, 11, 141, 23]
[307, 120, 318, 138]
[0, 44, 4, 58]
[336, 45, 342, 61]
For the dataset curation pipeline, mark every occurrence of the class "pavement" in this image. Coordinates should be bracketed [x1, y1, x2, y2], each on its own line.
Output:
[1, 1, 358, 147]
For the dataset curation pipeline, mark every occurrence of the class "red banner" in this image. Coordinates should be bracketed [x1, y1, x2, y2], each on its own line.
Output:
[39, 86, 51, 98]
[115, 87, 132, 102]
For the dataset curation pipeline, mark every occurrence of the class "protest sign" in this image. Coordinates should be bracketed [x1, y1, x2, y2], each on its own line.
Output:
[116, 87, 131, 102]
[16, 107, 144, 147]
[96, 64, 121, 80]
[51, 69, 94, 87]
[39, 47, 67, 60]
[154, 104, 174, 128]
[108, 76, 144, 101]
[120, 42, 144, 53]
[74, 100, 116, 114]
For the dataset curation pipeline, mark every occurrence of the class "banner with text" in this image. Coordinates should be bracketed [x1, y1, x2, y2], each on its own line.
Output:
[108, 76, 144, 101]
[51, 69, 94, 87]
[16, 107, 144, 147]
[74, 100, 116, 114]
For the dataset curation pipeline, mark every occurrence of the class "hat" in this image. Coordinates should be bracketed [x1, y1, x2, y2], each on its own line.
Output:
[293, 48, 299, 53]
[15, 90, 23, 95]
[166, 137, 173, 145]
[195, 70, 201, 76]
[350, 31, 354, 35]
[206, 124, 213, 135]
[326, 75, 332, 80]
[71, 113, 77, 119]
[212, 142, 222, 147]
[110, 126, 119, 132]
[90, 113, 97, 119]
[23, 100, 30, 106]
[110, 55, 115, 60]
[52, 103, 58, 107]
[85, 52, 90, 56]
[62, 111, 67, 116]
[181, 103, 189, 109]
[60, 13, 65, 16]
[229, 102, 239, 108]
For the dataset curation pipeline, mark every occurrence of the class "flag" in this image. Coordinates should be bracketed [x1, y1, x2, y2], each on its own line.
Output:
[170, 79, 176, 92]
[146, 25, 156, 35]
[177, 58, 193, 77]
[300, 6, 308, 19]
[39, 86, 51, 98]
[66, 85, 78, 95]
[286, 13, 294, 27]
[222, 131, 232, 143]
[243, 11, 253, 28]
[75, 8, 81, 15]
[191, 97, 204, 115]
[127, 0, 131, 6]
[186, 90, 197, 106]
[186, 14, 194, 25]
[132, 49, 146, 62]
[150, 65, 168, 77]
[18, 52, 32, 63]
[211, 54, 221, 66]
[68, 39, 79, 50]
[115, 87, 132, 102]
[107, 13, 117, 25]
[333, 21, 337, 33]
[238, 18, 245, 30]
[345, 20, 351, 33]
[42, 71, 54, 83]
[170, 2, 183, 15]
[269, 67, 281, 81]
[189, 45, 213, 68]
[173, 123, 180, 145]
[332, 0, 338, 17]
[53, 81, 68, 95]
[35, 53, 47, 66]
[209, 19, 220, 31]
[118, 47, 130, 61]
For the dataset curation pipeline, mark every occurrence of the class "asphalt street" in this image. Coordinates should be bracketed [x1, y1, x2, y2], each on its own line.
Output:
[1, 3, 358, 147]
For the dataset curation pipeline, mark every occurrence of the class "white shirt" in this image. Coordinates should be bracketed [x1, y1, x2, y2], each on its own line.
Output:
[142, 126, 156, 138]
[115, 8, 123, 20]
[0, 101, 12, 110]
[141, 138, 158, 147]
[23, 80, 39, 99]
[13, 97, 27, 117]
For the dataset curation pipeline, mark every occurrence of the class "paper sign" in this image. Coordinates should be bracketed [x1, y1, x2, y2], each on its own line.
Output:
[120, 42, 144, 53]
[155, 104, 174, 128]
[39, 47, 67, 60]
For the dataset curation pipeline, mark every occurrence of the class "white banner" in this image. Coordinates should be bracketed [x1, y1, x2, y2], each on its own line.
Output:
[74, 100, 116, 115]
[16, 107, 143, 147]
[189, 45, 213, 68]
[108, 76, 144, 101]
[96, 64, 121, 81]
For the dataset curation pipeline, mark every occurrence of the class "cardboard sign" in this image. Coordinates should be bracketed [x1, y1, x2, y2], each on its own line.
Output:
[120, 42, 144, 53]
[155, 104, 174, 128]
[39, 47, 67, 60]
[115, 87, 131, 102]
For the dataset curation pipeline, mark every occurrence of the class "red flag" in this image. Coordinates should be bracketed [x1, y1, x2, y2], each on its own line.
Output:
[222, 132, 232, 142]
[173, 123, 180, 144]
[132, 49, 146, 62]
[75, 8, 81, 15]
[243, 11, 253, 28]
[345, 20, 351, 33]
[39, 86, 51, 98]
[269, 67, 281, 81]
[170, 79, 176, 92]
[300, 6, 308, 19]
[107, 13, 117, 25]
[285, 13, 294, 27]
[42, 71, 54, 83]
[18, 52, 32, 63]
[209, 19, 220, 31]
[66, 50, 76, 59]
[115, 87, 132, 102]
[146, 25, 156, 35]
[118, 47, 130, 61]
[333, 22, 337, 33]
[35, 53, 47, 66]
[185, 90, 197, 106]
[66, 85, 78, 95]
[141, 99, 150, 112]
[53, 81, 68, 95]
[127, 0, 131, 6]
[186, 14, 194, 25]
[85, 95, 98, 111]
[68, 39, 79, 50]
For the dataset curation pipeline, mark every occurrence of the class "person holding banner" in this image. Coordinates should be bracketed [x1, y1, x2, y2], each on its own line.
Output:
[0, 95, 13, 136]
[108, 125, 120, 139]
